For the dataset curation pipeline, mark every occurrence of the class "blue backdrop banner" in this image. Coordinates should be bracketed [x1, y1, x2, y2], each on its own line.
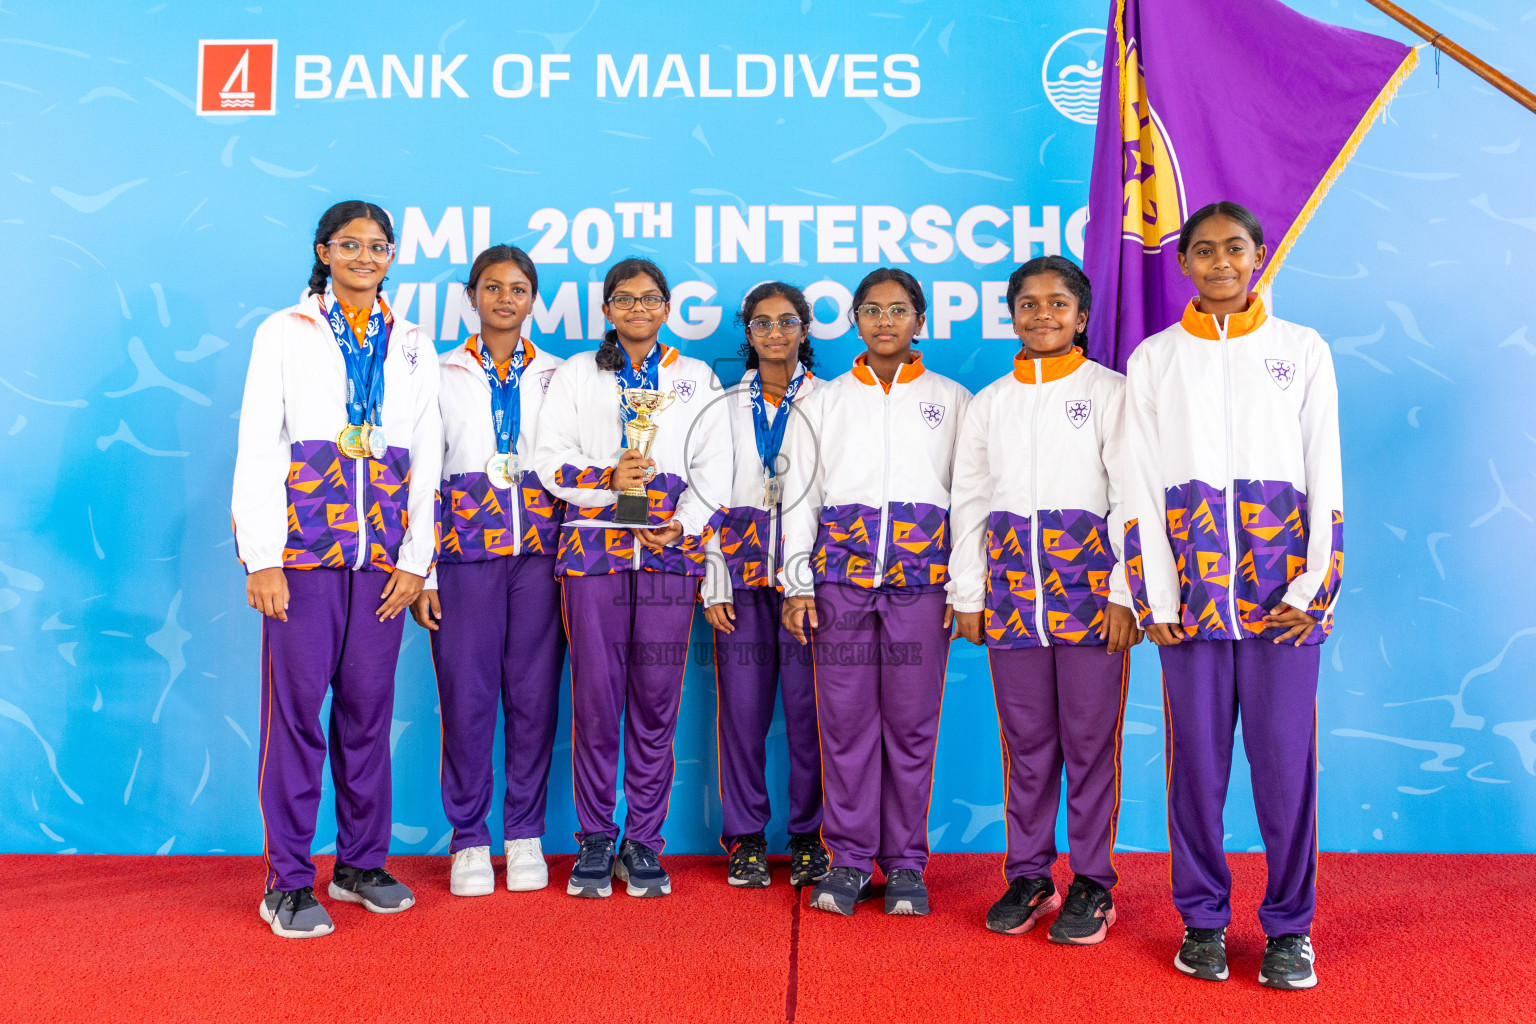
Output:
[2, 0, 1534, 859]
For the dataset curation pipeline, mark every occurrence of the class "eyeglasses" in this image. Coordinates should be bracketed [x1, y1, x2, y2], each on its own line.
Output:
[855, 303, 914, 323]
[747, 316, 804, 337]
[608, 294, 666, 310]
[327, 239, 395, 261]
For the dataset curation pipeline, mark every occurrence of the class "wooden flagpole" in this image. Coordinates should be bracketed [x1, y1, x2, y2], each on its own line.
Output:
[1361, 0, 1536, 116]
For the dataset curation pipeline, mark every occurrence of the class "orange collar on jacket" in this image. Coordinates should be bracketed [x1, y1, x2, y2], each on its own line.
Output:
[1012, 346, 1086, 384]
[1180, 294, 1269, 340]
[623, 342, 679, 372]
[851, 350, 926, 392]
[464, 335, 536, 381]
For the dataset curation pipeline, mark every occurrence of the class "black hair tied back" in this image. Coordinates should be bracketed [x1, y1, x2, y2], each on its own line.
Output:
[308, 200, 394, 298]
[1007, 255, 1094, 352]
[595, 257, 670, 371]
[735, 281, 816, 371]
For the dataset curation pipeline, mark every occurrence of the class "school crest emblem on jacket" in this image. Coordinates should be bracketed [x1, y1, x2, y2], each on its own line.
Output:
[674, 379, 696, 402]
[1265, 359, 1296, 390]
[1065, 399, 1091, 428]
[919, 402, 945, 428]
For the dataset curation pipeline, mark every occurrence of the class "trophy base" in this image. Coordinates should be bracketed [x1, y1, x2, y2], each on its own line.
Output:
[612, 492, 651, 527]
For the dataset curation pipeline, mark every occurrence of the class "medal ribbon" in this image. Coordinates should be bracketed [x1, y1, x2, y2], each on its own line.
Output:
[475, 336, 527, 456]
[616, 342, 664, 426]
[750, 366, 806, 476]
[322, 290, 390, 429]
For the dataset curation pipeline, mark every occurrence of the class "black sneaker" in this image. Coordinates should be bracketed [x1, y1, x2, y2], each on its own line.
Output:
[1048, 876, 1116, 945]
[615, 838, 671, 897]
[809, 866, 873, 916]
[727, 833, 770, 888]
[566, 833, 615, 898]
[985, 875, 1060, 935]
[1174, 926, 1229, 981]
[327, 864, 414, 914]
[883, 868, 930, 916]
[787, 833, 831, 888]
[1259, 933, 1317, 990]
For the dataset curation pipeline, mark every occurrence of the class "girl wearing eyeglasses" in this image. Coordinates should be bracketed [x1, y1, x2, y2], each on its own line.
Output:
[702, 282, 827, 889]
[780, 267, 972, 917]
[409, 245, 567, 898]
[232, 200, 442, 938]
[533, 257, 732, 899]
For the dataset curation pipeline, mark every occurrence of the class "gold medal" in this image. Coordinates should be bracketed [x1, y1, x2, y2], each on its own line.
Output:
[335, 424, 368, 458]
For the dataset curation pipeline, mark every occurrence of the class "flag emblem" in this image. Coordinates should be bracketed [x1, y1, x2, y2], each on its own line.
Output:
[196, 40, 278, 116]
[1119, 41, 1186, 252]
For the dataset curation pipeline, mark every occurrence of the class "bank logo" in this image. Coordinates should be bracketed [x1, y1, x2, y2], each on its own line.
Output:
[197, 40, 278, 116]
[1042, 28, 1106, 125]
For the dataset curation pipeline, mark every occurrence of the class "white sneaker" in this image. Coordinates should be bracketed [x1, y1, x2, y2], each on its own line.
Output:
[505, 837, 549, 892]
[450, 845, 494, 897]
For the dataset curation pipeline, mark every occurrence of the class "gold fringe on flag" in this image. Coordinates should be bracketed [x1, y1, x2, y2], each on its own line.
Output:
[1257, 46, 1420, 292]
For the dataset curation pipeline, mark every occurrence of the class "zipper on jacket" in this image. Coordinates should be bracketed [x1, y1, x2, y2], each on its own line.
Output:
[1029, 360, 1049, 646]
[1217, 319, 1240, 635]
[873, 392, 893, 581]
[351, 456, 368, 570]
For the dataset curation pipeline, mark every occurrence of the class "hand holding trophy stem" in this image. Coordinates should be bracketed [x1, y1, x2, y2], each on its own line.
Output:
[613, 385, 676, 526]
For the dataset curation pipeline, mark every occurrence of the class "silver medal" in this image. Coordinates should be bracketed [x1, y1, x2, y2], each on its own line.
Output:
[367, 424, 386, 459]
[763, 472, 783, 507]
[486, 454, 514, 490]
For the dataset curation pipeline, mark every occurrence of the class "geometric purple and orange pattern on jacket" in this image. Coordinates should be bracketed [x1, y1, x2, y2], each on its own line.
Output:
[811, 501, 950, 590]
[1153, 477, 1338, 644]
[282, 439, 419, 573]
[982, 508, 1113, 649]
[439, 469, 563, 563]
[554, 471, 712, 578]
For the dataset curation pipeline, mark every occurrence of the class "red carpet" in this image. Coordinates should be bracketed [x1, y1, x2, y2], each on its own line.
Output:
[3, 852, 1532, 1023]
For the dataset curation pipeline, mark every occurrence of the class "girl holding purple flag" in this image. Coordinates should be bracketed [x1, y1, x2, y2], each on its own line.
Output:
[410, 245, 567, 898]
[232, 200, 442, 938]
[702, 282, 827, 889]
[1122, 202, 1342, 991]
[780, 268, 971, 918]
[949, 255, 1140, 946]
[534, 258, 732, 900]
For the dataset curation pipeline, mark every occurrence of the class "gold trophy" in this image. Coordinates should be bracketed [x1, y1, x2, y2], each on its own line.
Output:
[614, 384, 676, 526]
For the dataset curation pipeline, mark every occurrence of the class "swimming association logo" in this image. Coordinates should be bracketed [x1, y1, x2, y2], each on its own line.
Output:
[196, 40, 277, 116]
[1042, 28, 1106, 125]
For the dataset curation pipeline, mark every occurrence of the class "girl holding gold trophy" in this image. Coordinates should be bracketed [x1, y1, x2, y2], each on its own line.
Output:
[410, 245, 568, 898]
[534, 258, 732, 899]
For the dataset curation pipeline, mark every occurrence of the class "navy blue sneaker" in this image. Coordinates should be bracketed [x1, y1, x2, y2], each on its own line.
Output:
[809, 866, 873, 916]
[883, 868, 930, 916]
[566, 833, 615, 898]
[787, 833, 830, 888]
[615, 838, 671, 897]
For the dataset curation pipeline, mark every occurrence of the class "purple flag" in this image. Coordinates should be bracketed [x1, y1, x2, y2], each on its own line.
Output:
[1083, 0, 1418, 371]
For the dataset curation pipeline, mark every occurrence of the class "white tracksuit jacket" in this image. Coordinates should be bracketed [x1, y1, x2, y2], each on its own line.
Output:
[425, 336, 566, 588]
[532, 343, 732, 577]
[947, 348, 1131, 649]
[231, 293, 442, 577]
[700, 366, 819, 608]
[1121, 295, 1344, 644]
[779, 352, 972, 598]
